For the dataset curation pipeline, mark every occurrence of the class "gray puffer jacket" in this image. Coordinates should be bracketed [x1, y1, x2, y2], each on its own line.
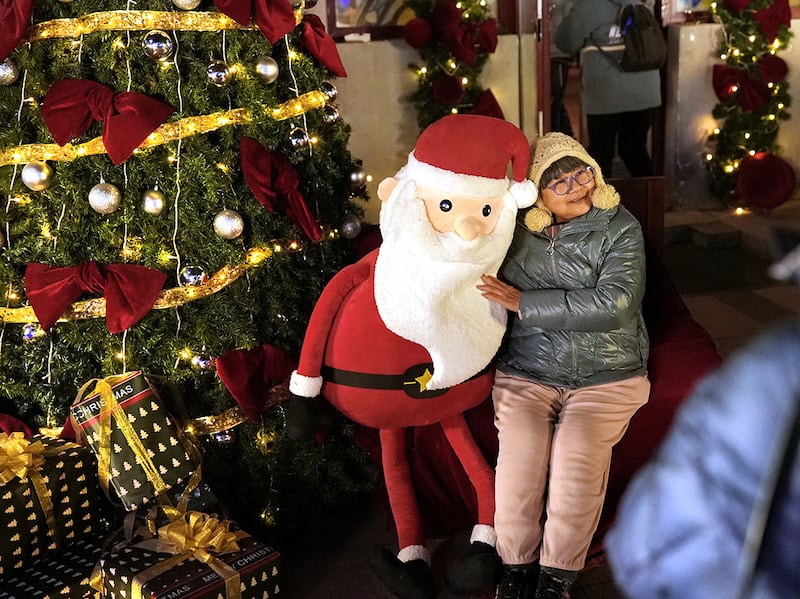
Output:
[496, 205, 649, 388]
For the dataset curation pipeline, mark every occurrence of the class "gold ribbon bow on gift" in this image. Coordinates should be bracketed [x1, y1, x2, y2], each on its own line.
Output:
[0, 432, 59, 545]
[126, 511, 246, 599]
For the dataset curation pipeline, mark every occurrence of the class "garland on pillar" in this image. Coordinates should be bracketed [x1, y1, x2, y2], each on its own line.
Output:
[401, 0, 503, 129]
[706, 0, 795, 209]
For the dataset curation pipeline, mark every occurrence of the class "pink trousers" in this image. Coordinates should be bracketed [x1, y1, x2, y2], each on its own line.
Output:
[492, 370, 650, 570]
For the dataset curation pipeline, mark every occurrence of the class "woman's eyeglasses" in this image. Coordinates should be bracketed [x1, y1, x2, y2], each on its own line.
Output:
[546, 166, 595, 195]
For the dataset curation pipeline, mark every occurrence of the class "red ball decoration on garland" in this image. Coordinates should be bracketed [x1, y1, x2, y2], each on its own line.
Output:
[724, 0, 752, 11]
[736, 151, 797, 210]
[403, 17, 433, 49]
[432, 74, 465, 106]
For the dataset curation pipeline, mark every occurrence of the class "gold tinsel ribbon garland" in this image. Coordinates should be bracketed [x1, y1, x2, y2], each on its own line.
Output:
[0, 88, 328, 167]
[0, 432, 74, 548]
[0, 246, 272, 325]
[90, 511, 247, 599]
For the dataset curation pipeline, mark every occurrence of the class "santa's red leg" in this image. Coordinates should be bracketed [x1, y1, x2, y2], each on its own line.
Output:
[441, 413, 495, 527]
[380, 427, 426, 553]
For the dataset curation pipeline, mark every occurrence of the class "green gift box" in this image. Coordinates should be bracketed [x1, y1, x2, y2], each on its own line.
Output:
[0, 433, 110, 579]
[70, 372, 200, 511]
[0, 536, 104, 598]
[94, 512, 281, 599]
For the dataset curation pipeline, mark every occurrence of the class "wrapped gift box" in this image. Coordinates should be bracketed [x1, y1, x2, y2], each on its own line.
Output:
[70, 372, 200, 510]
[0, 434, 111, 578]
[95, 517, 281, 599]
[0, 536, 104, 598]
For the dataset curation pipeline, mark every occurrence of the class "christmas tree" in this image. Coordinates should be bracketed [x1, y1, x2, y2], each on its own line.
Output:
[0, 0, 377, 541]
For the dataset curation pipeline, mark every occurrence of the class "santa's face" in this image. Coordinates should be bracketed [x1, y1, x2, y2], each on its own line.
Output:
[415, 184, 506, 241]
[374, 176, 516, 390]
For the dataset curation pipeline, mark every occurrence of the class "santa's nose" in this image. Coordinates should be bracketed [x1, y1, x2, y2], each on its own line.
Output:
[454, 215, 485, 241]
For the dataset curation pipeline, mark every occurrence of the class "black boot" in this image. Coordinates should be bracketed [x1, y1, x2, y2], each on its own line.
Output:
[366, 546, 436, 599]
[445, 540, 502, 594]
[495, 563, 538, 599]
[535, 566, 577, 599]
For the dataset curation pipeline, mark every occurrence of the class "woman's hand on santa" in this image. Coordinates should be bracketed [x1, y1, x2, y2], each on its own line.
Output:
[478, 274, 521, 313]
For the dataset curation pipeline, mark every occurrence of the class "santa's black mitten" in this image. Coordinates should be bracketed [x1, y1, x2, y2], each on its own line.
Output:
[285, 394, 318, 440]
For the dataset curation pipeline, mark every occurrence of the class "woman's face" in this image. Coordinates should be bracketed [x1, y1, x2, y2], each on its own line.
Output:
[540, 165, 595, 222]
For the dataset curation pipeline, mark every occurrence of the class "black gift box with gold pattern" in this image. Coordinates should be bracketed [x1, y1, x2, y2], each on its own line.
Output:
[94, 513, 281, 599]
[0, 433, 110, 579]
[70, 372, 200, 511]
[0, 536, 104, 598]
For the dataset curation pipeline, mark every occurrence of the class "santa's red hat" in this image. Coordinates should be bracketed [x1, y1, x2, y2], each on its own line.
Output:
[405, 114, 537, 208]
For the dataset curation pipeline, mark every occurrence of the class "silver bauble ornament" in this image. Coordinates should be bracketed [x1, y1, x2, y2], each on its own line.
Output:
[179, 264, 208, 287]
[21, 161, 54, 191]
[341, 213, 362, 240]
[22, 323, 42, 343]
[142, 188, 166, 215]
[142, 30, 175, 61]
[172, 0, 201, 8]
[209, 429, 235, 446]
[191, 352, 215, 372]
[289, 127, 310, 149]
[322, 105, 339, 124]
[213, 209, 244, 239]
[349, 165, 367, 190]
[320, 81, 337, 102]
[0, 58, 19, 86]
[88, 182, 122, 214]
[207, 60, 231, 86]
[254, 56, 279, 84]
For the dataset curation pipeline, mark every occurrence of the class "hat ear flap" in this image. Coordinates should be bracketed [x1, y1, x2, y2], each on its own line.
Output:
[524, 204, 552, 233]
[591, 181, 620, 209]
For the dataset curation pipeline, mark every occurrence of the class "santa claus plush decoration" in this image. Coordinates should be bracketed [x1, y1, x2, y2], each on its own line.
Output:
[289, 114, 536, 598]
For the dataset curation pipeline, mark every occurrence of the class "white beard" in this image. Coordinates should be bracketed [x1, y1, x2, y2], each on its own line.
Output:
[374, 178, 517, 390]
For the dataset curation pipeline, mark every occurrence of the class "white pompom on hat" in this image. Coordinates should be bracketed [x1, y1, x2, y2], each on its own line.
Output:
[404, 114, 537, 209]
[524, 132, 620, 232]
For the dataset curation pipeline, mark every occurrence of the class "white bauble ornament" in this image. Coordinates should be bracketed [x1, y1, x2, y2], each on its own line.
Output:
[142, 188, 166, 215]
[172, 0, 201, 8]
[207, 60, 231, 86]
[142, 30, 175, 61]
[254, 56, 280, 84]
[213, 209, 244, 239]
[21, 161, 54, 191]
[0, 58, 19, 86]
[89, 182, 122, 214]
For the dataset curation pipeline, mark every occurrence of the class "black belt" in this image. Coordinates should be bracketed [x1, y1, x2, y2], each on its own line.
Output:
[322, 363, 489, 399]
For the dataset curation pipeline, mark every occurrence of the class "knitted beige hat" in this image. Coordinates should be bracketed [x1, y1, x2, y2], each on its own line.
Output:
[524, 132, 620, 232]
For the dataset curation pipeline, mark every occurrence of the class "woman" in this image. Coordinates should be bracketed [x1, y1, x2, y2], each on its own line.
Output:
[478, 132, 651, 599]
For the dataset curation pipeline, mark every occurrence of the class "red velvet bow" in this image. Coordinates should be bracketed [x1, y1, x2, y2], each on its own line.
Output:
[300, 14, 347, 77]
[214, 0, 296, 44]
[240, 137, 322, 242]
[470, 89, 504, 120]
[758, 53, 788, 84]
[712, 64, 770, 112]
[216, 344, 297, 422]
[25, 261, 167, 333]
[0, 0, 33, 61]
[41, 79, 175, 166]
[755, 0, 791, 42]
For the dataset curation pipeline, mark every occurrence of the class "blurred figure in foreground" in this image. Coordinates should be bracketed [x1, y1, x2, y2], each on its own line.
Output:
[606, 228, 800, 599]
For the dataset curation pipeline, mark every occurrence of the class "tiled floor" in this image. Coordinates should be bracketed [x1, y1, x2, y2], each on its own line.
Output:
[280, 202, 800, 598]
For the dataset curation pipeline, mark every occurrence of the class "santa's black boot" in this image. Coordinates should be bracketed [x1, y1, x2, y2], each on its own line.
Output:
[445, 540, 502, 594]
[367, 546, 436, 599]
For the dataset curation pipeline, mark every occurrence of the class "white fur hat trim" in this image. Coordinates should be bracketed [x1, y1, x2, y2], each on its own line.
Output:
[405, 151, 509, 199]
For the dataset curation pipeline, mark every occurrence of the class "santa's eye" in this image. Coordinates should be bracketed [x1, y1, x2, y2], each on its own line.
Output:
[439, 199, 452, 212]
[482, 204, 492, 217]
